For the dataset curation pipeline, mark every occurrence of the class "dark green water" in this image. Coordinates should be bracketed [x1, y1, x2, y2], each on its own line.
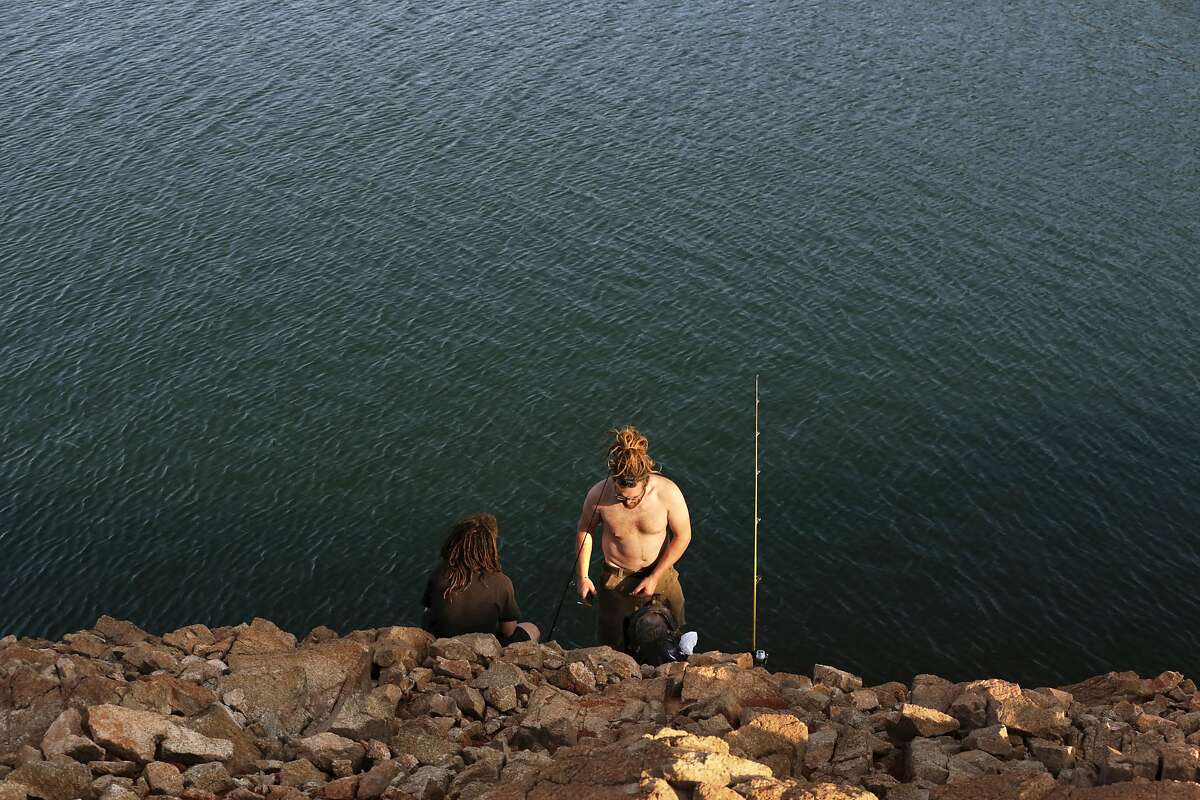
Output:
[2, 0, 1198, 687]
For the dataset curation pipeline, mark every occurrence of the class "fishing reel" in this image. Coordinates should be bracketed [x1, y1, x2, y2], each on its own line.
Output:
[753, 649, 769, 667]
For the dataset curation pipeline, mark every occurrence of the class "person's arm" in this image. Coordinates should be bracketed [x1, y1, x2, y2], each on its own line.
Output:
[575, 481, 604, 606]
[633, 480, 692, 597]
[498, 575, 521, 633]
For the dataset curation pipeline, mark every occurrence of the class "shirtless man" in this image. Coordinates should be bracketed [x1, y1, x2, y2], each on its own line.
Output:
[575, 426, 692, 649]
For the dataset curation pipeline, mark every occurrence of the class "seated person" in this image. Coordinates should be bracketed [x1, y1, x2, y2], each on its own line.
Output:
[421, 512, 540, 645]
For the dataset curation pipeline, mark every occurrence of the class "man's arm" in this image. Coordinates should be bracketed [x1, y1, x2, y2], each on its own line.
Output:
[575, 481, 604, 606]
[633, 480, 692, 597]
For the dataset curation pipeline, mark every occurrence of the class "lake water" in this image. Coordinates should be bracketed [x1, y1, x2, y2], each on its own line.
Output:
[2, 0, 1198, 688]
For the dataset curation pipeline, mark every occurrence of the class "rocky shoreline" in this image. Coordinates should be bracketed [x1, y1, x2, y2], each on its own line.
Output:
[2, 617, 1198, 800]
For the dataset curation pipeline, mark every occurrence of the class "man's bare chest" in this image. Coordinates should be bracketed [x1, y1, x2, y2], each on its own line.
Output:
[600, 502, 668, 536]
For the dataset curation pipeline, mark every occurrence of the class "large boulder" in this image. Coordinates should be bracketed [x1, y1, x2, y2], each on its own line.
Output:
[295, 732, 365, 773]
[121, 674, 217, 716]
[814, 666, 863, 693]
[86, 704, 232, 765]
[372, 627, 433, 670]
[0, 646, 65, 755]
[6, 761, 93, 800]
[228, 619, 297, 657]
[518, 685, 582, 750]
[218, 638, 370, 737]
[888, 705, 961, 741]
[724, 713, 808, 778]
[326, 685, 401, 741]
[93, 616, 151, 646]
[681, 664, 784, 708]
[177, 703, 263, 776]
[565, 647, 641, 681]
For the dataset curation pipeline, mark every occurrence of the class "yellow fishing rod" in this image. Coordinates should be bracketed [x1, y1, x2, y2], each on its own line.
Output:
[752, 375, 767, 667]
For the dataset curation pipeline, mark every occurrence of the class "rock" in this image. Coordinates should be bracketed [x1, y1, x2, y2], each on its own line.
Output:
[725, 713, 808, 776]
[662, 749, 773, 786]
[681, 665, 783, 709]
[1059, 672, 1144, 705]
[122, 674, 218, 717]
[94, 616, 151, 646]
[813, 666, 863, 693]
[947, 691, 987, 731]
[1134, 712, 1179, 737]
[278, 758, 327, 787]
[6, 760, 92, 800]
[58, 735, 105, 762]
[90, 762, 140, 778]
[228, 619, 297, 657]
[448, 686, 485, 721]
[39, 709, 83, 759]
[372, 628, 433, 670]
[163, 625, 216, 655]
[805, 727, 839, 773]
[518, 685, 581, 750]
[86, 705, 169, 763]
[889, 705, 960, 741]
[177, 702, 263, 776]
[470, 661, 528, 694]
[296, 733, 365, 773]
[906, 738, 950, 785]
[484, 685, 517, 713]
[790, 786, 879, 800]
[389, 731, 458, 768]
[0, 780, 29, 800]
[928, 771, 1055, 799]
[452, 634, 502, 663]
[395, 765, 452, 800]
[909, 676, 957, 713]
[1026, 738, 1074, 775]
[144, 761, 184, 796]
[1100, 744, 1159, 783]
[116, 643, 179, 675]
[323, 775, 359, 800]
[549, 663, 597, 696]
[219, 638, 371, 738]
[868, 682, 909, 710]
[328, 685, 401, 741]
[564, 646, 640, 681]
[693, 785, 741, 800]
[850, 690, 880, 712]
[183, 762, 234, 794]
[946, 750, 1003, 783]
[15, 746, 42, 767]
[962, 725, 1012, 758]
[357, 759, 402, 800]
[159, 725, 234, 765]
[993, 702, 1069, 740]
[1159, 743, 1200, 781]
[63, 633, 110, 660]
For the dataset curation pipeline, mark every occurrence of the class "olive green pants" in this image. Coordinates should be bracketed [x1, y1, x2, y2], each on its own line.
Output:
[596, 564, 685, 651]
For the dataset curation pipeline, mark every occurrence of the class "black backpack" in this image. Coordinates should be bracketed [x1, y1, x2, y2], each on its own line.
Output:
[623, 598, 684, 666]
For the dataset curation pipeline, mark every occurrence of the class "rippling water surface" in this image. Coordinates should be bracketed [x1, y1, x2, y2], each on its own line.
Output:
[2, 0, 1198, 686]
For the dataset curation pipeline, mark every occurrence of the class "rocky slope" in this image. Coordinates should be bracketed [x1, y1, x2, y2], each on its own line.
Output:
[1, 617, 1198, 800]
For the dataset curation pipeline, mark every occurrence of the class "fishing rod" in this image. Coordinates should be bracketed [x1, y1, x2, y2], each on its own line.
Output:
[753, 375, 767, 667]
[546, 478, 606, 643]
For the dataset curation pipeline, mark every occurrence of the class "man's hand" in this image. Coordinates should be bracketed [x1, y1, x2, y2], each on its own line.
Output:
[632, 573, 659, 598]
[577, 577, 596, 607]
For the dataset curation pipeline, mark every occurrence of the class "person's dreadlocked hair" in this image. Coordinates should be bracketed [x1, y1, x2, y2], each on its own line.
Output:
[440, 512, 502, 598]
[607, 425, 656, 484]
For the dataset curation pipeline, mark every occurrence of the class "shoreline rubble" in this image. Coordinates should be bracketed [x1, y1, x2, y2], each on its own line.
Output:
[1, 616, 1198, 800]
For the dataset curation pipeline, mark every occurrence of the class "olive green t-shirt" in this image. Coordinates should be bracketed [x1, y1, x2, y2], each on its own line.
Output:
[421, 563, 521, 638]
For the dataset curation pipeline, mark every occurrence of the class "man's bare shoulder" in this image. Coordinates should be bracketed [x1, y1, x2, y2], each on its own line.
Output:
[585, 478, 610, 501]
[652, 474, 685, 499]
